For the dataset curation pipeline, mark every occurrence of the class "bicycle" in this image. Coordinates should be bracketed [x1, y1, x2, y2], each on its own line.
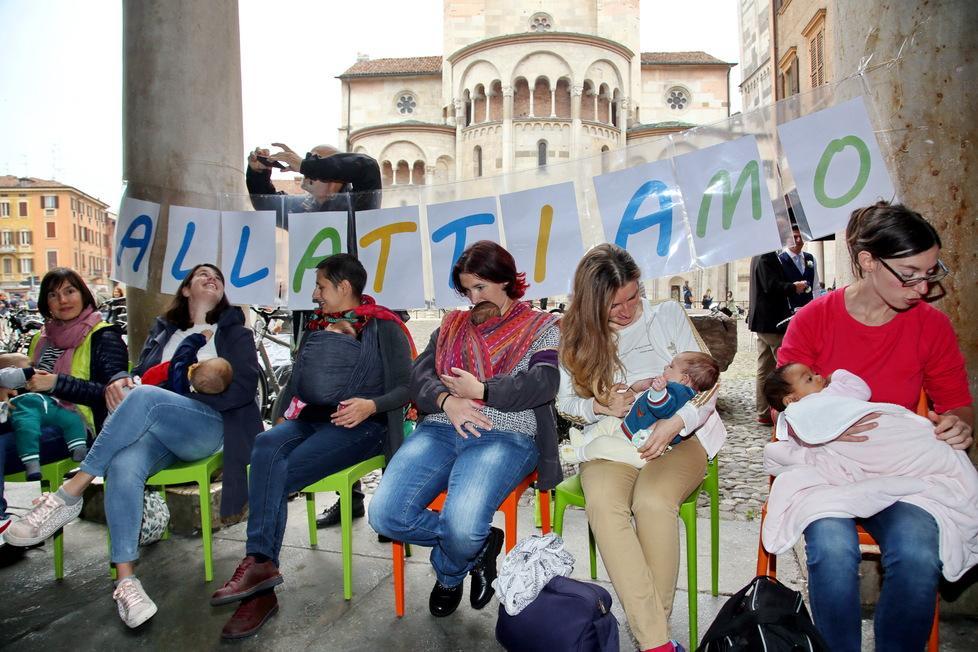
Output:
[1, 309, 43, 354]
[99, 296, 128, 334]
[250, 306, 293, 421]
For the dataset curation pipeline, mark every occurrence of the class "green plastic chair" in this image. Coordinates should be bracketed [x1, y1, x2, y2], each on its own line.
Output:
[6, 457, 79, 579]
[302, 454, 387, 600]
[552, 455, 720, 647]
[106, 450, 224, 582]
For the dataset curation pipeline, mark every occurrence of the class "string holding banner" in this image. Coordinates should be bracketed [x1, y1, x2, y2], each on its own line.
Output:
[113, 79, 898, 309]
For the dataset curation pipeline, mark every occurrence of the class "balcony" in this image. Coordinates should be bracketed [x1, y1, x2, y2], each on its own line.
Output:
[0, 245, 15, 254]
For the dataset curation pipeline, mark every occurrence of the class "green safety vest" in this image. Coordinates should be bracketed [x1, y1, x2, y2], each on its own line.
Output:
[28, 321, 111, 433]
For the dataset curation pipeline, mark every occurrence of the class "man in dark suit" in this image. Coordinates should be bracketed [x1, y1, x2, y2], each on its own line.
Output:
[777, 224, 818, 312]
[747, 233, 811, 425]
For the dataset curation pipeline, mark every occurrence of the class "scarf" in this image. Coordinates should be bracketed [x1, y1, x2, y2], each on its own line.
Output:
[33, 305, 104, 377]
[306, 295, 417, 356]
[435, 300, 557, 380]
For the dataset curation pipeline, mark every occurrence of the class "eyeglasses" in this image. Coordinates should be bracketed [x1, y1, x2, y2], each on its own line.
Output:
[877, 258, 950, 287]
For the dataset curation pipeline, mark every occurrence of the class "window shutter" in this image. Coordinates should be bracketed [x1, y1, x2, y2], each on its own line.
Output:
[40, 196, 45, 210]
[19, 202, 27, 217]
[810, 37, 817, 87]
[54, 195, 59, 209]
[816, 31, 824, 85]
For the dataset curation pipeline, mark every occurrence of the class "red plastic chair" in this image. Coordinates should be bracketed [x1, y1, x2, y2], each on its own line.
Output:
[755, 390, 938, 651]
[391, 470, 551, 617]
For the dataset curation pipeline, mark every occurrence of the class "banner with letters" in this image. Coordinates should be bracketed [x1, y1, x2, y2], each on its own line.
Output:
[113, 85, 898, 309]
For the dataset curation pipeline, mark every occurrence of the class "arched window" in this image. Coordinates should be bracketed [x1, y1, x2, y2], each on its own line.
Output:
[474, 146, 483, 177]
[537, 140, 548, 167]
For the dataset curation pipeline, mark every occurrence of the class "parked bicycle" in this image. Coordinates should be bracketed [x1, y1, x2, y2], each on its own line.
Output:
[251, 306, 293, 422]
[99, 296, 128, 334]
[1, 309, 43, 354]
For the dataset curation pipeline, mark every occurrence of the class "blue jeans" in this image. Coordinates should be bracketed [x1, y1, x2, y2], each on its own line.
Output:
[0, 426, 71, 518]
[81, 385, 224, 563]
[245, 417, 384, 566]
[804, 501, 942, 652]
[369, 420, 538, 586]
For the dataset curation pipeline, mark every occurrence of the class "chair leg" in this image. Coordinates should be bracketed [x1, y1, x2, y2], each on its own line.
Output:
[681, 501, 698, 647]
[503, 497, 517, 553]
[708, 461, 719, 596]
[392, 541, 406, 617]
[306, 493, 319, 547]
[159, 487, 171, 541]
[41, 479, 65, 580]
[340, 486, 354, 600]
[552, 493, 567, 537]
[537, 489, 551, 534]
[533, 491, 542, 529]
[928, 598, 939, 652]
[198, 475, 214, 583]
[587, 525, 597, 581]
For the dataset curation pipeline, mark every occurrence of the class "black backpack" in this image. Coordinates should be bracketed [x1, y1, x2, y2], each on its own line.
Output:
[697, 575, 829, 652]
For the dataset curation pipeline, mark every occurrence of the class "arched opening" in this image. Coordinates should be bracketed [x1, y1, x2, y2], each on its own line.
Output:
[381, 160, 394, 187]
[581, 80, 595, 121]
[473, 84, 486, 124]
[395, 160, 410, 185]
[555, 77, 571, 118]
[513, 78, 531, 118]
[489, 80, 503, 121]
[473, 146, 483, 178]
[537, 140, 548, 167]
[532, 77, 551, 118]
[412, 160, 426, 185]
[598, 83, 611, 124]
[600, 145, 610, 174]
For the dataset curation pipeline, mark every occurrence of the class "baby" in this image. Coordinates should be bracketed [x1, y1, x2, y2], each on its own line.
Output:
[469, 300, 501, 325]
[0, 353, 89, 480]
[760, 364, 978, 580]
[323, 319, 357, 337]
[560, 351, 719, 468]
[140, 330, 233, 395]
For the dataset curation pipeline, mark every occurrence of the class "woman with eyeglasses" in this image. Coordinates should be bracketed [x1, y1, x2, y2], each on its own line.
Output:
[776, 200, 973, 652]
[556, 244, 726, 652]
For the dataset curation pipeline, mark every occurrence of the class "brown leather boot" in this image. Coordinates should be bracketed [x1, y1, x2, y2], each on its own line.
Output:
[220, 590, 279, 639]
[210, 556, 283, 606]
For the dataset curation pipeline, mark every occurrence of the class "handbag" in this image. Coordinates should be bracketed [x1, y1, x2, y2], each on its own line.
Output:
[139, 489, 170, 546]
[495, 575, 619, 652]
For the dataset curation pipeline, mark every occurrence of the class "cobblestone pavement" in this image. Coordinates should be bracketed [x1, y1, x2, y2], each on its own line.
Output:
[360, 315, 772, 522]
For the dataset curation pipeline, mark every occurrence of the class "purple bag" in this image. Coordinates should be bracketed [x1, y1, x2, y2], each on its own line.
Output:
[495, 575, 620, 652]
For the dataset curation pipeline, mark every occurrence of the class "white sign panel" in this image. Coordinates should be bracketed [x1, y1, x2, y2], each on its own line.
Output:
[160, 205, 221, 294]
[356, 205, 425, 309]
[778, 96, 896, 238]
[220, 210, 277, 305]
[425, 196, 501, 308]
[111, 197, 160, 290]
[593, 159, 693, 279]
[286, 211, 348, 309]
[673, 136, 781, 267]
[498, 182, 584, 299]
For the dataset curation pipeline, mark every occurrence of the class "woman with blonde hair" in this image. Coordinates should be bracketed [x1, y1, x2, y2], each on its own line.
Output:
[558, 244, 726, 652]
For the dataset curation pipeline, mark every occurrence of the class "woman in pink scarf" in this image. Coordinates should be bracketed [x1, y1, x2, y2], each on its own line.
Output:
[0, 268, 128, 537]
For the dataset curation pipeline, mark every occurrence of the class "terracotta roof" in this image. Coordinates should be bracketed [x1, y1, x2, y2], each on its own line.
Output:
[340, 56, 442, 78]
[0, 175, 69, 189]
[641, 51, 735, 66]
[628, 120, 697, 131]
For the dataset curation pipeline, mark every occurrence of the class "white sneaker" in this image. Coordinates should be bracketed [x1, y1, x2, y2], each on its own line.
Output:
[113, 577, 158, 628]
[4, 492, 83, 546]
[0, 516, 10, 547]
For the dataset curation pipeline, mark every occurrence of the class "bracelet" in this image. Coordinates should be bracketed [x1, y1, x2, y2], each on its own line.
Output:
[439, 394, 450, 411]
[482, 382, 489, 403]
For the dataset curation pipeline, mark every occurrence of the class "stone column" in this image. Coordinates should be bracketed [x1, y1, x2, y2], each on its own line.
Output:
[123, 0, 244, 358]
[550, 88, 556, 117]
[529, 85, 535, 118]
[484, 90, 491, 123]
[425, 165, 436, 185]
[571, 85, 583, 160]
[454, 99, 465, 180]
[619, 97, 630, 145]
[502, 85, 514, 173]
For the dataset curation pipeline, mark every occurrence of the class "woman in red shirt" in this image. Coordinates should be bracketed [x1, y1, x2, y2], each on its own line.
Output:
[777, 201, 973, 652]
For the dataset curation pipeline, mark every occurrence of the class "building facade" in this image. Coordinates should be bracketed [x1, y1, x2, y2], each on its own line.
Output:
[0, 176, 116, 295]
[738, 0, 776, 110]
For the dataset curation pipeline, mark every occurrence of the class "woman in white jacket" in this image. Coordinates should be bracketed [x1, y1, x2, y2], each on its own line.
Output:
[558, 244, 725, 652]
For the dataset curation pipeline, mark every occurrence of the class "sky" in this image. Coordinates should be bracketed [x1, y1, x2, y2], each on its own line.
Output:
[0, 0, 742, 210]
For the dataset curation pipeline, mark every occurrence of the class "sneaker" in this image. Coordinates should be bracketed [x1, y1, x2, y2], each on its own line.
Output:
[4, 492, 83, 547]
[113, 577, 158, 628]
[0, 516, 10, 547]
[315, 499, 365, 528]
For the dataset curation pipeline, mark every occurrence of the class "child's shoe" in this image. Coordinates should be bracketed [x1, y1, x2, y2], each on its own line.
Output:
[23, 460, 41, 481]
[559, 443, 587, 465]
[70, 444, 88, 462]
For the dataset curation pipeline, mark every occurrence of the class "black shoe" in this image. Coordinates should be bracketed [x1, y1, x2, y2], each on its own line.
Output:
[429, 580, 463, 617]
[377, 533, 392, 543]
[315, 499, 365, 529]
[469, 527, 504, 610]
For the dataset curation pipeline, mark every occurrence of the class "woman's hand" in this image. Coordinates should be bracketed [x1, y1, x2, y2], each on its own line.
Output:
[104, 377, 135, 411]
[637, 415, 684, 460]
[443, 395, 493, 439]
[331, 398, 377, 429]
[0, 387, 17, 401]
[929, 410, 974, 450]
[836, 412, 879, 442]
[593, 384, 635, 418]
[26, 371, 57, 393]
[439, 367, 485, 401]
[268, 143, 303, 173]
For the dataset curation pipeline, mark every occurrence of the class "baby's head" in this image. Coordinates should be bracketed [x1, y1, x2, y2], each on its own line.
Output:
[470, 300, 501, 325]
[763, 363, 828, 412]
[325, 320, 357, 337]
[189, 358, 234, 394]
[0, 353, 30, 369]
[663, 351, 719, 392]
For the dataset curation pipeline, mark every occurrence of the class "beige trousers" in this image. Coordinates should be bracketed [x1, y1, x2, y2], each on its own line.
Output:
[580, 437, 708, 649]
[754, 331, 784, 418]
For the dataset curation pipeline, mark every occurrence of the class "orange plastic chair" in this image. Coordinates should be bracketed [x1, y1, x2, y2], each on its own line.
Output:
[755, 390, 938, 651]
[391, 470, 551, 617]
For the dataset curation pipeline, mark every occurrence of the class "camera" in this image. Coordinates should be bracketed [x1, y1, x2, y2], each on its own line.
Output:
[256, 155, 286, 170]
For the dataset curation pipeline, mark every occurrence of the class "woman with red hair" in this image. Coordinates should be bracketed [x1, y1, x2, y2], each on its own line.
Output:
[370, 240, 562, 618]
